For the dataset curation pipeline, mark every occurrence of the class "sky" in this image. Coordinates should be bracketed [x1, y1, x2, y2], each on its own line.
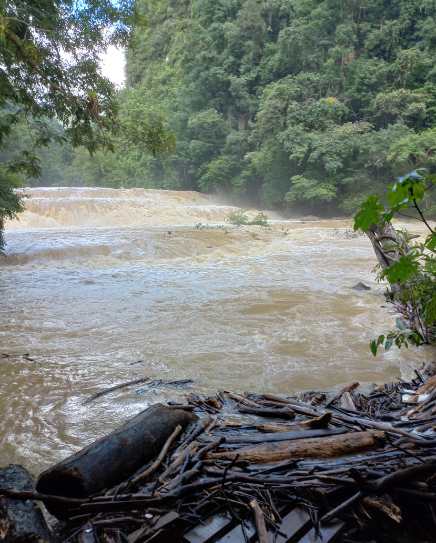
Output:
[100, 46, 126, 86]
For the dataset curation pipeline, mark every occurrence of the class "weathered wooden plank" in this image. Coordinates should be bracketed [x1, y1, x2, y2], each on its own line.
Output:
[272, 507, 312, 543]
[208, 431, 386, 463]
[128, 511, 179, 542]
[183, 511, 234, 543]
[341, 392, 357, 413]
[297, 520, 345, 543]
[199, 428, 346, 445]
[206, 506, 312, 543]
[213, 520, 257, 543]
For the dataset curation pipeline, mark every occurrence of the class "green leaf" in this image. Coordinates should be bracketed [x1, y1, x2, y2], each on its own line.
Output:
[385, 337, 394, 351]
[354, 195, 385, 232]
[396, 318, 405, 330]
[426, 235, 436, 252]
[408, 333, 423, 346]
[370, 340, 378, 357]
[384, 254, 420, 283]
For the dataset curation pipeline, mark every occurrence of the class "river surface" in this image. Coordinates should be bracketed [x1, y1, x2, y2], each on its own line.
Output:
[0, 187, 431, 475]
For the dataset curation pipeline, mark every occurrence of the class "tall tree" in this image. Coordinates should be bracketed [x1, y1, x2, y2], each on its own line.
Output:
[0, 0, 175, 253]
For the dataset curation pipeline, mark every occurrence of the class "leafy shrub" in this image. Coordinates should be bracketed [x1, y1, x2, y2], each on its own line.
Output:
[354, 169, 436, 354]
[227, 210, 269, 227]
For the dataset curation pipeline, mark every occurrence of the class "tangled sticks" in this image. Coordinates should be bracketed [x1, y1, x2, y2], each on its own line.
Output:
[1, 365, 436, 542]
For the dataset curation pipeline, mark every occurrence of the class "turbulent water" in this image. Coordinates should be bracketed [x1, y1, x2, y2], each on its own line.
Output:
[0, 187, 431, 475]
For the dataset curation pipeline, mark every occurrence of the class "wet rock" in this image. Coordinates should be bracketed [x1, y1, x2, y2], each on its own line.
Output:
[0, 464, 53, 542]
[353, 282, 371, 291]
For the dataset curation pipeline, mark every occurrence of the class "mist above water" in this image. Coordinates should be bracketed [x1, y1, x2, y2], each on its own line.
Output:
[0, 187, 430, 474]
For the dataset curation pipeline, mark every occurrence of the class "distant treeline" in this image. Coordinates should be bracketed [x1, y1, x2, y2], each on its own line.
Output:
[7, 0, 436, 215]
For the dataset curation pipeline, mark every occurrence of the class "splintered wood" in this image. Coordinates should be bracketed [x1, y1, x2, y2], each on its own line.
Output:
[2, 363, 436, 543]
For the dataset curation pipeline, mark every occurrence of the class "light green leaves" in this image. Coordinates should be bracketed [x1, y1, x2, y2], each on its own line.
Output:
[370, 326, 424, 356]
[353, 195, 385, 232]
[355, 169, 436, 355]
[388, 169, 426, 207]
[425, 234, 436, 252]
[383, 254, 420, 283]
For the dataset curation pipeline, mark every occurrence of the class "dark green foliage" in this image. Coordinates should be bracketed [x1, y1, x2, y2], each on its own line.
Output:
[13, 0, 436, 217]
[0, 174, 23, 255]
[0, 0, 175, 252]
[84, 0, 436, 211]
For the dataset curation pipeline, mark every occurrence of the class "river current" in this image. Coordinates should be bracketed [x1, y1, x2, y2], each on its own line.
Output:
[0, 187, 430, 475]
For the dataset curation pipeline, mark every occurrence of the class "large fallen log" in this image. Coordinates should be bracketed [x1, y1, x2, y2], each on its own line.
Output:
[0, 465, 53, 543]
[207, 430, 386, 463]
[37, 403, 197, 518]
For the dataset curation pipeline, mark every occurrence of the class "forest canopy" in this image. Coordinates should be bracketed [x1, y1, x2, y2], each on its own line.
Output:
[0, 0, 174, 253]
[3, 0, 436, 219]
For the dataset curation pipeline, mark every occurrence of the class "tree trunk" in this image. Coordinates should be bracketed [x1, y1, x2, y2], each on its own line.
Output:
[0, 465, 53, 543]
[207, 431, 385, 463]
[37, 404, 197, 519]
[365, 221, 409, 293]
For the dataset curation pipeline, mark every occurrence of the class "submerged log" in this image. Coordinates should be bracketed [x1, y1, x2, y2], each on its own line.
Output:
[0, 465, 53, 543]
[37, 403, 197, 518]
[207, 430, 386, 463]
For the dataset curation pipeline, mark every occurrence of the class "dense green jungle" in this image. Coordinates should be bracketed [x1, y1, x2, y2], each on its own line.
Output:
[5, 0, 436, 217]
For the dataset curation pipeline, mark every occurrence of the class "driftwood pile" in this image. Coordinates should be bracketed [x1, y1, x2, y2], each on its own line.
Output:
[2, 365, 436, 543]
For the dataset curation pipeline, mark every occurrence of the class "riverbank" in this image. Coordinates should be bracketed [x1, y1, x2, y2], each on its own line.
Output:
[2, 362, 436, 542]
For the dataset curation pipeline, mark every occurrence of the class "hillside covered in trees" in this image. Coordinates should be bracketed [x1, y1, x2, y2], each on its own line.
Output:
[10, 0, 436, 215]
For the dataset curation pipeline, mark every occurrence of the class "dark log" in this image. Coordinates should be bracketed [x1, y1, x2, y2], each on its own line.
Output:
[129, 424, 183, 488]
[37, 403, 197, 519]
[82, 376, 152, 404]
[0, 465, 53, 543]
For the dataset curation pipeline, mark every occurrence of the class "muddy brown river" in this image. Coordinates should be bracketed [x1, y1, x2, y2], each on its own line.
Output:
[0, 187, 431, 475]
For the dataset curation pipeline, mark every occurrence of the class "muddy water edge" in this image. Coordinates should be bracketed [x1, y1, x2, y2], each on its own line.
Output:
[0, 187, 432, 475]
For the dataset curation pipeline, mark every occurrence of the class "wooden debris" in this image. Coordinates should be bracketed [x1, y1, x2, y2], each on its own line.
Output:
[5, 366, 436, 543]
[325, 381, 359, 407]
[341, 391, 358, 412]
[250, 499, 271, 543]
[257, 412, 332, 432]
[236, 405, 295, 419]
[362, 495, 402, 523]
[83, 377, 194, 404]
[207, 430, 386, 462]
[37, 404, 197, 518]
